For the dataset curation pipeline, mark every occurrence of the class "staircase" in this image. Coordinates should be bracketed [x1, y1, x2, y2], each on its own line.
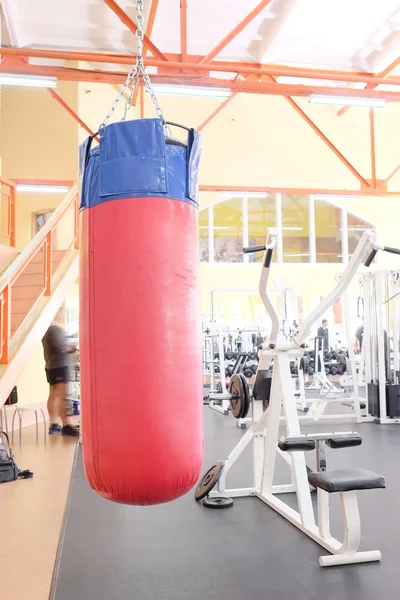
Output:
[0, 186, 79, 400]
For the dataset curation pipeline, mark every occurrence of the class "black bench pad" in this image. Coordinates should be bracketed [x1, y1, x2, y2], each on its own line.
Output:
[308, 468, 386, 493]
[325, 434, 362, 449]
[278, 437, 316, 452]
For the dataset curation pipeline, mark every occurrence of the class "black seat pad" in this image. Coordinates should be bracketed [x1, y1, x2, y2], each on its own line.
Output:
[308, 468, 386, 493]
[325, 433, 362, 449]
[278, 437, 316, 452]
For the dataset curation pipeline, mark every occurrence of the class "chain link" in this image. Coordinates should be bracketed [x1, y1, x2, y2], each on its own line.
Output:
[100, 0, 168, 130]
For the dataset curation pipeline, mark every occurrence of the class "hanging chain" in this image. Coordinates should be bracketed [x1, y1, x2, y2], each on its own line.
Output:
[99, 0, 168, 130]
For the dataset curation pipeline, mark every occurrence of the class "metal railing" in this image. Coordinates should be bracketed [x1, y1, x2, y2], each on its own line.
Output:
[0, 186, 78, 364]
[0, 176, 16, 247]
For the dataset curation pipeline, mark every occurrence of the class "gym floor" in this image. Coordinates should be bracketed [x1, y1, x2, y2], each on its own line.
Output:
[52, 409, 399, 600]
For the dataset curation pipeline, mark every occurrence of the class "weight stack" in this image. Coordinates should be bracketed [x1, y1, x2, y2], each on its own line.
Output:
[368, 383, 400, 418]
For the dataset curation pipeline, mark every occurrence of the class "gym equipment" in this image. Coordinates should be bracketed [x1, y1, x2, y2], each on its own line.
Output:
[79, 2, 203, 506]
[202, 496, 233, 509]
[228, 374, 251, 419]
[194, 461, 224, 500]
[198, 229, 388, 566]
[361, 270, 400, 422]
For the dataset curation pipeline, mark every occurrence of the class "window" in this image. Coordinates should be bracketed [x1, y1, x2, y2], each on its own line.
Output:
[198, 193, 376, 265]
[199, 208, 209, 263]
[347, 213, 375, 257]
[247, 195, 276, 263]
[315, 200, 342, 263]
[213, 198, 243, 263]
[281, 194, 310, 263]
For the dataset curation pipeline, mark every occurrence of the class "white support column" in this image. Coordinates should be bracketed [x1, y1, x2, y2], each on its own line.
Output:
[275, 193, 283, 263]
[242, 195, 249, 264]
[208, 205, 214, 263]
[341, 210, 349, 264]
[309, 194, 316, 264]
[376, 274, 387, 421]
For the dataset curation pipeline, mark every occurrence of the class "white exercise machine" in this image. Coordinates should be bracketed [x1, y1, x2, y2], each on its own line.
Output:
[195, 229, 394, 567]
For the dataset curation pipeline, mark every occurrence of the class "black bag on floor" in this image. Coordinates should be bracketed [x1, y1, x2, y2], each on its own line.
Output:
[0, 430, 33, 483]
[5, 386, 18, 405]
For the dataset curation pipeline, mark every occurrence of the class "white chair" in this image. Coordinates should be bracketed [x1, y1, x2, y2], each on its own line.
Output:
[2, 403, 47, 446]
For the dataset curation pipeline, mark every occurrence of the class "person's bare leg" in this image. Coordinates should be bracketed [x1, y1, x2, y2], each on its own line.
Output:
[47, 385, 58, 424]
[55, 382, 76, 427]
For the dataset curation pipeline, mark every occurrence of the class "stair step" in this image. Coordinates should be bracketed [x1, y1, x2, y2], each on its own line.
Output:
[11, 298, 37, 316]
[30, 249, 67, 264]
[13, 273, 44, 288]
[11, 285, 43, 301]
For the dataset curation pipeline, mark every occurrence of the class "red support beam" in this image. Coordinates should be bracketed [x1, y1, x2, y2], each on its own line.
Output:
[282, 91, 371, 188]
[102, 0, 167, 61]
[197, 93, 238, 131]
[338, 54, 400, 117]
[180, 0, 188, 61]
[47, 89, 97, 138]
[4, 61, 400, 102]
[200, 0, 274, 65]
[369, 109, 377, 188]
[5, 47, 400, 88]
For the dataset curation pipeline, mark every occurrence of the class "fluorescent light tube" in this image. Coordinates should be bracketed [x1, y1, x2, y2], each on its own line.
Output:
[150, 85, 230, 99]
[283, 253, 310, 257]
[0, 74, 57, 88]
[309, 95, 386, 108]
[16, 185, 69, 193]
[282, 227, 303, 231]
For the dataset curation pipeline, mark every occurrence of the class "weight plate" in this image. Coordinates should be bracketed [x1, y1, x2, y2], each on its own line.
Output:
[249, 352, 257, 361]
[194, 461, 224, 501]
[229, 374, 245, 418]
[243, 368, 253, 379]
[238, 373, 251, 418]
[225, 352, 233, 361]
[202, 496, 234, 509]
[250, 364, 257, 374]
[227, 365, 234, 376]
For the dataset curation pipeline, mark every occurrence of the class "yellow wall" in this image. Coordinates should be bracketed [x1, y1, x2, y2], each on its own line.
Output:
[1, 82, 79, 181]
[2, 81, 400, 404]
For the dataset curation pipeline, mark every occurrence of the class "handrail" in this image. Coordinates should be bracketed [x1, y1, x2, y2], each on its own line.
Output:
[0, 186, 78, 295]
[0, 176, 17, 188]
[0, 185, 79, 364]
[0, 176, 16, 246]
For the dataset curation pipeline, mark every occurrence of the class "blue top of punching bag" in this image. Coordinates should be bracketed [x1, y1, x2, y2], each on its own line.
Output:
[79, 118, 201, 210]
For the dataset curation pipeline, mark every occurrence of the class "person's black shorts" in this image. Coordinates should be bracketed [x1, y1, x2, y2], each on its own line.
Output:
[46, 367, 69, 385]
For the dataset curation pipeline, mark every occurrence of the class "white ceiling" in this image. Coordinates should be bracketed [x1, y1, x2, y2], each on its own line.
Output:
[2, 0, 400, 73]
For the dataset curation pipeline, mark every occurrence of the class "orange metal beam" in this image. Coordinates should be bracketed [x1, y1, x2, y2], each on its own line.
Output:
[102, 0, 167, 61]
[200, 0, 274, 65]
[197, 93, 238, 132]
[338, 54, 400, 117]
[180, 0, 188, 61]
[47, 89, 97, 138]
[5, 47, 400, 87]
[4, 60, 400, 101]
[369, 109, 377, 188]
[282, 95, 370, 187]
[378, 55, 400, 78]
[13, 178, 74, 186]
[382, 162, 400, 185]
[199, 185, 400, 197]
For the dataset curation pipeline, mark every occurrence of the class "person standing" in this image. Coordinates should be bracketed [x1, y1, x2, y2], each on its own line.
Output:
[42, 309, 79, 436]
[355, 323, 364, 353]
[317, 319, 329, 352]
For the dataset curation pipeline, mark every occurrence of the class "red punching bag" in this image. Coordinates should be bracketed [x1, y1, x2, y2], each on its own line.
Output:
[79, 118, 203, 505]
